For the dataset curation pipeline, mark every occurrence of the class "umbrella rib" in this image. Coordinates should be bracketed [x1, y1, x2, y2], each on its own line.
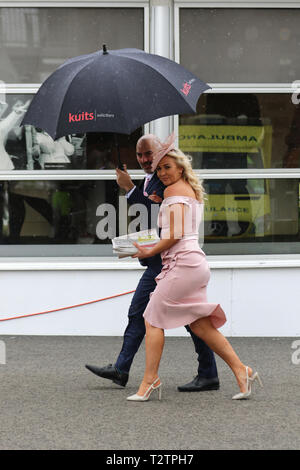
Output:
[105, 55, 136, 135]
[53, 56, 96, 139]
[112, 55, 197, 132]
[113, 77, 133, 135]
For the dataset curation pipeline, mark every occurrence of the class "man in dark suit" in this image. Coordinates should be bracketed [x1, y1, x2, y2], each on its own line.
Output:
[86, 134, 220, 392]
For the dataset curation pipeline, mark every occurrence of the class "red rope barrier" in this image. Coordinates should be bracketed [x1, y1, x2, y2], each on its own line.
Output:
[0, 289, 136, 323]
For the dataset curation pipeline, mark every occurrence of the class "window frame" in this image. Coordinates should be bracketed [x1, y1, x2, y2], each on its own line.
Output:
[173, 1, 300, 265]
[0, 0, 152, 265]
[0, 0, 151, 154]
[1, 0, 300, 267]
[174, 0, 300, 180]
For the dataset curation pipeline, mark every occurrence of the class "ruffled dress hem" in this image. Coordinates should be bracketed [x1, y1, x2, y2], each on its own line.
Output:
[143, 296, 226, 330]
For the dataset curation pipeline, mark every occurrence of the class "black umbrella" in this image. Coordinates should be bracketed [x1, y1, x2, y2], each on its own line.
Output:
[22, 45, 210, 141]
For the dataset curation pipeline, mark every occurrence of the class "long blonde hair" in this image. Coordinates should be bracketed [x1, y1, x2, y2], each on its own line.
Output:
[166, 148, 205, 203]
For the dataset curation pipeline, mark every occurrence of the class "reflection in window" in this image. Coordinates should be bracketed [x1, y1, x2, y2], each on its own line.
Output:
[180, 8, 300, 83]
[0, 7, 144, 83]
[203, 178, 270, 240]
[204, 179, 265, 196]
[0, 179, 299, 257]
[1, 94, 142, 170]
[0, 180, 119, 245]
[0, 178, 150, 256]
[179, 93, 300, 169]
[202, 178, 300, 255]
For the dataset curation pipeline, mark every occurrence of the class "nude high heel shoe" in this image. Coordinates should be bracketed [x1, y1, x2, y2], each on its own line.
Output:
[127, 378, 162, 402]
[232, 366, 263, 400]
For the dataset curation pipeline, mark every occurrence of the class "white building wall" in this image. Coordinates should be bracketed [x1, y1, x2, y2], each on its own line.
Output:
[1, 1, 300, 338]
[0, 261, 299, 336]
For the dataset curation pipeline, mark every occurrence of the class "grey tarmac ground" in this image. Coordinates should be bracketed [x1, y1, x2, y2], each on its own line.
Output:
[0, 335, 299, 450]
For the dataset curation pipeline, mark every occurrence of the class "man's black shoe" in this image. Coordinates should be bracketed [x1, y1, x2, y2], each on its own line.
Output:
[85, 364, 129, 387]
[177, 376, 220, 392]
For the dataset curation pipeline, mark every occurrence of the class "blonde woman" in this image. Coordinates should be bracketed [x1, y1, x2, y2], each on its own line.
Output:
[127, 133, 262, 402]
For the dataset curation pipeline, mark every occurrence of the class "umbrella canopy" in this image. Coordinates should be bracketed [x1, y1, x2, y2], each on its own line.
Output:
[22, 46, 210, 140]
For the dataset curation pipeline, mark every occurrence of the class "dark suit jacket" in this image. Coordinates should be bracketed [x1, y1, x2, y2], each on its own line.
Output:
[128, 173, 165, 268]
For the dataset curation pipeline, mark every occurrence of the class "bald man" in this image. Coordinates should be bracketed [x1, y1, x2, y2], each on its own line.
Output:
[86, 134, 220, 393]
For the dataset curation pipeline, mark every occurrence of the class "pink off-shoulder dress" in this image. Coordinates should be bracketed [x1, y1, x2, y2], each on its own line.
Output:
[143, 196, 226, 330]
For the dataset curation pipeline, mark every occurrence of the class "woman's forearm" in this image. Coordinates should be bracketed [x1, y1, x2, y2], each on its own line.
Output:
[148, 237, 178, 257]
[135, 203, 185, 259]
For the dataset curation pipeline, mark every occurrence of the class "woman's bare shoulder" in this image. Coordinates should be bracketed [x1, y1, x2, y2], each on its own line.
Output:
[163, 185, 179, 198]
[164, 182, 195, 199]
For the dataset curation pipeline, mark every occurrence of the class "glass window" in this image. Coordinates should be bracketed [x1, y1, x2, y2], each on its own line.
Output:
[1, 177, 298, 257]
[202, 178, 300, 255]
[0, 178, 147, 257]
[0, 94, 142, 170]
[180, 8, 300, 83]
[179, 5, 300, 256]
[0, 5, 146, 258]
[0, 7, 144, 83]
[179, 93, 300, 169]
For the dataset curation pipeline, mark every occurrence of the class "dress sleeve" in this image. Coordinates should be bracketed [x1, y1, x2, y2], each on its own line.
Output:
[162, 196, 193, 207]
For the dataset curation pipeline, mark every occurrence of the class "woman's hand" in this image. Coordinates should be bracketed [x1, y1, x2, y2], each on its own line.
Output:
[131, 242, 153, 259]
[148, 191, 162, 203]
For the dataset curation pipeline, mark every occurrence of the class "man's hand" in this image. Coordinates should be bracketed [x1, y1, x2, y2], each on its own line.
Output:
[115, 164, 134, 192]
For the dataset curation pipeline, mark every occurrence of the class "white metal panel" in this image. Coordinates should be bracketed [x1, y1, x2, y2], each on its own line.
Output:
[0, 1, 148, 7]
[231, 268, 300, 336]
[0, 267, 299, 336]
[175, 1, 300, 7]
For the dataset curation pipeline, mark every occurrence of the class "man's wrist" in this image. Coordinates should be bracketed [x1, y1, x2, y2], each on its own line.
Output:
[124, 182, 135, 192]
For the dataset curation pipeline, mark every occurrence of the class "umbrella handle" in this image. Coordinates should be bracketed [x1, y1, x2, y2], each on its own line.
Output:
[114, 134, 124, 169]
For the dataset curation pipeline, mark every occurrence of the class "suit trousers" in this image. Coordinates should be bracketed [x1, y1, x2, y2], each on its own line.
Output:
[115, 264, 218, 378]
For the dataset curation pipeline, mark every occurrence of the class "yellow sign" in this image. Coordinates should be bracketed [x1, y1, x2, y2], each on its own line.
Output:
[178, 123, 273, 238]
[179, 125, 266, 153]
